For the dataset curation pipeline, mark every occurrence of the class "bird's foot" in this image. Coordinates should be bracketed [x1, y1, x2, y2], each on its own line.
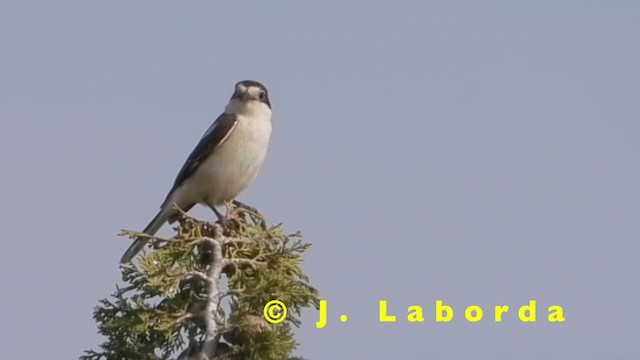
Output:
[224, 201, 244, 221]
[209, 201, 263, 234]
[210, 202, 244, 234]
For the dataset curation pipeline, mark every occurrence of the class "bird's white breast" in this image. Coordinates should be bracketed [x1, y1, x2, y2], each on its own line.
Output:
[188, 107, 272, 206]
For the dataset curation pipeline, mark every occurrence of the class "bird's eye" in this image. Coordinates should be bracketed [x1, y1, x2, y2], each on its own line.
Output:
[258, 91, 266, 100]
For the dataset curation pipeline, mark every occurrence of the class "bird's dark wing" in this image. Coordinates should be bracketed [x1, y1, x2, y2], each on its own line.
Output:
[162, 112, 238, 203]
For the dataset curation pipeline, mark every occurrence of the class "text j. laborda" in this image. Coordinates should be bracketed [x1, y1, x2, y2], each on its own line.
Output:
[315, 300, 565, 328]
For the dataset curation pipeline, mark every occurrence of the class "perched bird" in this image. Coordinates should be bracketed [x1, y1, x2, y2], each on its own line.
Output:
[120, 80, 273, 263]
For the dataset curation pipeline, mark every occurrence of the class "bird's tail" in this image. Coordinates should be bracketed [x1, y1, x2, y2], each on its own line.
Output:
[119, 207, 171, 264]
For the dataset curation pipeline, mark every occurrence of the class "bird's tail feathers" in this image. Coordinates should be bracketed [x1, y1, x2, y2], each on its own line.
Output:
[119, 207, 171, 264]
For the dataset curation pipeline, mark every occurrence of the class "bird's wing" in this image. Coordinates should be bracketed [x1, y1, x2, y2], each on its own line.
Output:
[161, 112, 238, 205]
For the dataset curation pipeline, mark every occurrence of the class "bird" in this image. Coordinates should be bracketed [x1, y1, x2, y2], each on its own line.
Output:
[120, 79, 273, 263]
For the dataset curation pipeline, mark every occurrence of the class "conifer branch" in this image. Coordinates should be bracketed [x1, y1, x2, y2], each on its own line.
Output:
[83, 211, 319, 360]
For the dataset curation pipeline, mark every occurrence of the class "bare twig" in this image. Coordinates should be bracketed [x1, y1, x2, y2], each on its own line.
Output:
[183, 271, 214, 284]
[176, 312, 195, 324]
[221, 236, 256, 245]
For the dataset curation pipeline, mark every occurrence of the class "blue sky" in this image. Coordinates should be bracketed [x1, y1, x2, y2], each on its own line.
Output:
[1, 1, 639, 359]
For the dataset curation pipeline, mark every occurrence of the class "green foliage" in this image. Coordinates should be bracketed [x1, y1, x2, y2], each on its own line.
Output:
[82, 211, 319, 360]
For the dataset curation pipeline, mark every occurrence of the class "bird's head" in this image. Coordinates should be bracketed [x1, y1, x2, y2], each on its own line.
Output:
[227, 80, 271, 113]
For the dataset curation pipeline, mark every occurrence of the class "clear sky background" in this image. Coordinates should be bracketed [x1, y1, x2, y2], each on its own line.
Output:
[1, 1, 639, 359]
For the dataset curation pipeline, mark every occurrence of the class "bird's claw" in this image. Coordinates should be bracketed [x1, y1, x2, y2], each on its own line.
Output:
[210, 201, 261, 234]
